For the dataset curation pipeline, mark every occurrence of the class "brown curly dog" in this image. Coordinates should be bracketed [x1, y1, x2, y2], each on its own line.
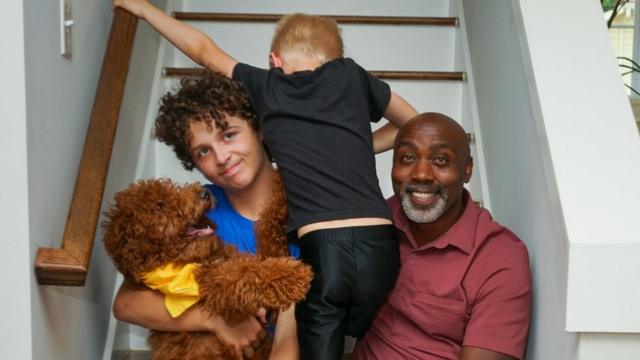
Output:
[103, 174, 312, 360]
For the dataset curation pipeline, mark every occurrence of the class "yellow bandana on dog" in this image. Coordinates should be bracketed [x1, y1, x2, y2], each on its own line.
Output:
[141, 263, 200, 318]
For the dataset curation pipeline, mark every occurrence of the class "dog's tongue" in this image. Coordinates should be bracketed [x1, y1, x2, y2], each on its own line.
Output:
[185, 226, 214, 237]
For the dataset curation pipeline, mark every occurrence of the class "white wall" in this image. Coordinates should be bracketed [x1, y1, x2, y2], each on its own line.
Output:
[0, 1, 32, 358]
[24, 1, 114, 358]
[577, 333, 640, 360]
[450, 1, 491, 207]
[516, 0, 640, 335]
[20, 0, 165, 358]
[462, 0, 640, 358]
[460, 0, 578, 359]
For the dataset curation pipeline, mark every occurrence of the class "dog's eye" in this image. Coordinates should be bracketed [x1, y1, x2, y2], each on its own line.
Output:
[199, 189, 211, 200]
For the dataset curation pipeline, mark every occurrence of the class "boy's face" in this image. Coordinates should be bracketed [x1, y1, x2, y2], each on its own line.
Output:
[188, 115, 268, 192]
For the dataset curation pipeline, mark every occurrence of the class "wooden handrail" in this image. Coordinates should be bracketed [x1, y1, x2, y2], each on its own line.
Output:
[173, 12, 458, 26]
[163, 67, 465, 81]
[34, 9, 138, 286]
[369, 71, 464, 81]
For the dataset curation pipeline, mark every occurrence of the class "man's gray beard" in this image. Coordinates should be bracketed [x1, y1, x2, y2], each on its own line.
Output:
[400, 188, 448, 223]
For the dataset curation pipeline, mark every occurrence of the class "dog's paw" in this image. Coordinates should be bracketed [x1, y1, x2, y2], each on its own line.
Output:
[198, 257, 312, 321]
[251, 257, 313, 308]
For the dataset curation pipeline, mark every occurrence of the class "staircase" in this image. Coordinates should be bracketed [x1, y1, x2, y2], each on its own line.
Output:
[105, 1, 640, 359]
[110, 0, 488, 356]
[14, 0, 640, 359]
[151, 0, 486, 202]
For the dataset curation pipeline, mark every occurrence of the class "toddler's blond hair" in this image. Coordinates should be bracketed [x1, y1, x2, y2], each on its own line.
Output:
[270, 13, 344, 64]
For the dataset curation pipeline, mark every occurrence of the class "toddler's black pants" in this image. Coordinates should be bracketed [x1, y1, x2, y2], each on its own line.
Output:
[295, 225, 399, 360]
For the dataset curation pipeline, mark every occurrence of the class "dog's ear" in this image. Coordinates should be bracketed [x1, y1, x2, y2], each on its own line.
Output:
[101, 179, 215, 282]
[102, 196, 164, 282]
[102, 207, 139, 281]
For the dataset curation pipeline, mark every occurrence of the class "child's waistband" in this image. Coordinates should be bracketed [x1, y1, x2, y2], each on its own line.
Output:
[298, 224, 396, 242]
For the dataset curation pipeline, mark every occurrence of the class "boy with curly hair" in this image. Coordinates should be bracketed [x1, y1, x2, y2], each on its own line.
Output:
[113, 2, 418, 358]
[114, 72, 300, 359]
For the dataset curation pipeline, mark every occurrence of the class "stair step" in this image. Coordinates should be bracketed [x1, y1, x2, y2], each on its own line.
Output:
[163, 67, 465, 81]
[174, 12, 457, 26]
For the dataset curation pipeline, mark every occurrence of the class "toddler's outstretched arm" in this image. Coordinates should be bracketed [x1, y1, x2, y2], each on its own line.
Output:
[112, 0, 237, 77]
[373, 92, 418, 153]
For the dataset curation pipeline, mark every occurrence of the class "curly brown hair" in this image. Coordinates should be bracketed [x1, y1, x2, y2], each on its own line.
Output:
[154, 71, 259, 170]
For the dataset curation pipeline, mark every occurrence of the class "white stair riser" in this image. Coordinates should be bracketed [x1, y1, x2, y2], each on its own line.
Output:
[169, 22, 457, 71]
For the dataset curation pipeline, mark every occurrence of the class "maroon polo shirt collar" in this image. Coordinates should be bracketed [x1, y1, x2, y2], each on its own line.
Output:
[389, 189, 477, 255]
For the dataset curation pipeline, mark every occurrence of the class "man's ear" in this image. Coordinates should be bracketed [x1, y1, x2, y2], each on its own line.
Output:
[463, 156, 473, 183]
[269, 52, 283, 68]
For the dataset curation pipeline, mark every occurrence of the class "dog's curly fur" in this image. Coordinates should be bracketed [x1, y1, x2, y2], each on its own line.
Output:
[102, 174, 312, 360]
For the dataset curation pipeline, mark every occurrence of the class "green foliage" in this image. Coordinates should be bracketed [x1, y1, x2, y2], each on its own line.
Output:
[602, 0, 617, 12]
[602, 0, 631, 28]
[602, 0, 615, 11]
[602, 0, 640, 96]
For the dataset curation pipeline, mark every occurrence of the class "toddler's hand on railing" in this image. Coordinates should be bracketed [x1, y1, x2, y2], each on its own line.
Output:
[112, 0, 149, 18]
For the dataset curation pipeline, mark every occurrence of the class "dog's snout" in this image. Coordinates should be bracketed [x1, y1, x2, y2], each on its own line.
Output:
[199, 189, 211, 200]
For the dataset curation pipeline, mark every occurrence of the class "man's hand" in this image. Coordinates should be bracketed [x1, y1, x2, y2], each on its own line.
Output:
[209, 311, 267, 359]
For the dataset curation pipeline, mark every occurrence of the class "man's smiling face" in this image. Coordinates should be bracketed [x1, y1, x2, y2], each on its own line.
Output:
[392, 113, 472, 225]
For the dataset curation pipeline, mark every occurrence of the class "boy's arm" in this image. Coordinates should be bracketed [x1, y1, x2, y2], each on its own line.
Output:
[113, 282, 265, 358]
[268, 305, 299, 360]
[373, 91, 418, 153]
[113, 0, 237, 77]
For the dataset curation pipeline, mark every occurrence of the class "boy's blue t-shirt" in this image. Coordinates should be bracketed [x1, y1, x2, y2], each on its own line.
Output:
[204, 184, 300, 258]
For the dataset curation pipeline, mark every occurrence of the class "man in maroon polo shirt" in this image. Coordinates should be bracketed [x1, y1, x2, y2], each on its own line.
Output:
[353, 113, 532, 360]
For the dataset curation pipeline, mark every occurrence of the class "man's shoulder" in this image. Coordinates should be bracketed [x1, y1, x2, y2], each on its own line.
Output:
[475, 206, 528, 253]
[469, 206, 530, 278]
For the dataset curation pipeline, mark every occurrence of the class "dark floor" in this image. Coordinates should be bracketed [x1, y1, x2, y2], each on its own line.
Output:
[111, 350, 151, 360]
[112, 350, 353, 359]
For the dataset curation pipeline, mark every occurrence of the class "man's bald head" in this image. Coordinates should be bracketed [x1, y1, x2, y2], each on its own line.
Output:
[394, 112, 470, 160]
